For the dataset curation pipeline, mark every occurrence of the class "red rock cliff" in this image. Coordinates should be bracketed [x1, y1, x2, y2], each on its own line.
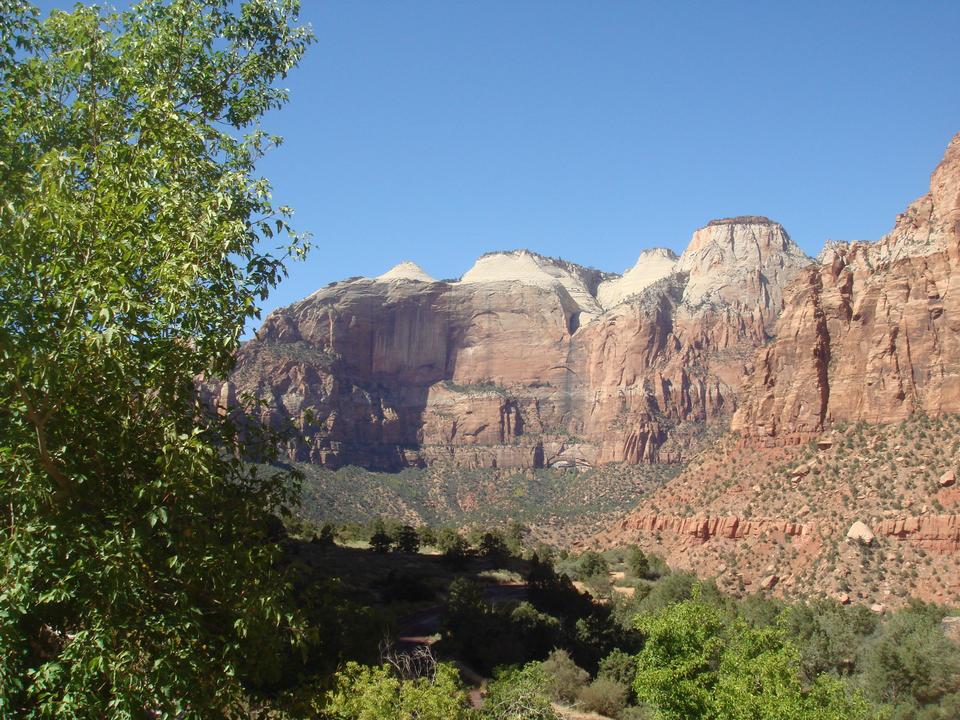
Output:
[225, 223, 810, 469]
[733, 132, 960, 438]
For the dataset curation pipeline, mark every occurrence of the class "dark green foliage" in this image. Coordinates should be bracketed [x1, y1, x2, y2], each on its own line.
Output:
[857, 601, 960, 715]
[317, 522, 337, 544]
[392, 524, 420, 553]
[598, 648, 638, 689]
[440, 578, 560, 674]
[576, 550, 610, 579]
[781, 600, 880, 680]
[369, 518, 392, 553]
[441, 533, 471, 568]
[478, 530, 509, 560]
[417, 525, 438, 548]
[626, 545, 650, 579]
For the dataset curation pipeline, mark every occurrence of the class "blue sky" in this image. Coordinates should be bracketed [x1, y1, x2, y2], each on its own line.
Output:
[33, 1, 960, 332]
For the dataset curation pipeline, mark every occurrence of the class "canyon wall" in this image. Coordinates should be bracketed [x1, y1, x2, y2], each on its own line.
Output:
[222, 219, 810, 469]
[733, 132, 960, 439]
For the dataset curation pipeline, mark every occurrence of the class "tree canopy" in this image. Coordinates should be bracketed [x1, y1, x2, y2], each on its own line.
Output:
[0, 1, 312, 716]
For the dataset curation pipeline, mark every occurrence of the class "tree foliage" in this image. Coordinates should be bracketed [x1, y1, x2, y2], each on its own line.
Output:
[633, 593, 880, 720]
[0, 0, 312, 716]
[323, 662, 470, 720]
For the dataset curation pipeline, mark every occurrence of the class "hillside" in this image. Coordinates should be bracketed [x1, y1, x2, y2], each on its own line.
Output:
[592, 413, 960, 607]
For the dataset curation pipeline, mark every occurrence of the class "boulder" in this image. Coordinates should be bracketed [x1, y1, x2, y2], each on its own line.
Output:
[939, 469, 956, 488]
[846, 521, 875, 545]
[760, 574, 779, 591]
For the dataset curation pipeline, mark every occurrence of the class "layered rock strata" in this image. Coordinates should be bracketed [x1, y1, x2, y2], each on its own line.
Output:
[224, 222, 810, 469]
[607, 513, 814, 542]
[733, 132, 960, 438]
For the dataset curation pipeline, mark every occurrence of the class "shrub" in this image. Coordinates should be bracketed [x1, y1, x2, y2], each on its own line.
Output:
[540, 648, 589, 704]
[577, 551, 610, 579]
[324, 661, 470, 720]
[598, 648, 637, 688]
[577, 677, 628, 716]
[479, 531, 509, 560]
[626, 546, 650, 579]
[481, 664, 560, 720]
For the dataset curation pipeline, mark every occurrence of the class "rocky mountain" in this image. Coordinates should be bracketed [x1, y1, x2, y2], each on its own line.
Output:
[590, 132, 960, 606]
[218, 218, 811, 470]
[733, 131, 960, 439]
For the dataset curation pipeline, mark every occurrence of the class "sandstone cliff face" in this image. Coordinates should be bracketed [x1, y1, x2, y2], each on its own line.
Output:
[733, 133, 960, 438]
[226, 223, 810, 469]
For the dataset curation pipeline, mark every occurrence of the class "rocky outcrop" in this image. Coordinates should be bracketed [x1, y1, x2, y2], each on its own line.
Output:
[226, 220, 810, 469]
[604, 512, 813, 543]
[877, 514, 960, 553]
[733, 133, 960, 438]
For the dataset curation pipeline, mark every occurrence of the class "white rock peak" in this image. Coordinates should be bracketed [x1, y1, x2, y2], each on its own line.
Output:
[458, 250, 604, 318]
[675, 217, 810, 309]
[376, 261, 436, 283]
[596, 247, 678, 309]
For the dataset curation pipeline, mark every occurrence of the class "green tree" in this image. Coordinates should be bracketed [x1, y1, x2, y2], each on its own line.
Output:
[576, 550, 609, 579]
[0, 1, 312, 716]
[857, 602, 960, 713]
[626, 545, 650, 579]
[478, 530, 509, 560]
[540, 648, 589, 704]
[369, 518, 391, 553]
[392, 524, 420, 554]
[633, 595, 725, 720]
[323, 662, 470, 720]
[633, 596, 881, 720]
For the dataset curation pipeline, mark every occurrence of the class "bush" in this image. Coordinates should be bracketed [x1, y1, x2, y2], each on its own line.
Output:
[478, 531, 509, 560]
[324, 662, 470, 720]
[626, 546, 650, 579]
[541, 648, 589, 704]
[577, 551, 610, 580]
[481, 664, 560, 720]
[577, 677, 628, 716]
[370, 528, 392, 553]
[598, 648, 637, 688]
[857, 601, 960, 714]
[442, 535, 471, 567]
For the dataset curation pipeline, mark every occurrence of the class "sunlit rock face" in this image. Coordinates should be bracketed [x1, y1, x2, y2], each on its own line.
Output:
[222, 213, 813, 469]
[733, 132, 960, 439]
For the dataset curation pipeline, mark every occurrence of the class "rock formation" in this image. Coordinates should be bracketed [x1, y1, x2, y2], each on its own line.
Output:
[733, 132, 960, 439]
[222, 221, 810, 469]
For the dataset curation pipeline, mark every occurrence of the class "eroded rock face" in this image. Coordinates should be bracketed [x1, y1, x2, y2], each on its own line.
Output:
[605, 512, 813, 542]
[226, 223, 810, 469]
[733, 133, 960, 438]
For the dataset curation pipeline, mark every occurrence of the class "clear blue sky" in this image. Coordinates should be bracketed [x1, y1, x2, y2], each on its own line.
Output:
[33, 1, 960, 332]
